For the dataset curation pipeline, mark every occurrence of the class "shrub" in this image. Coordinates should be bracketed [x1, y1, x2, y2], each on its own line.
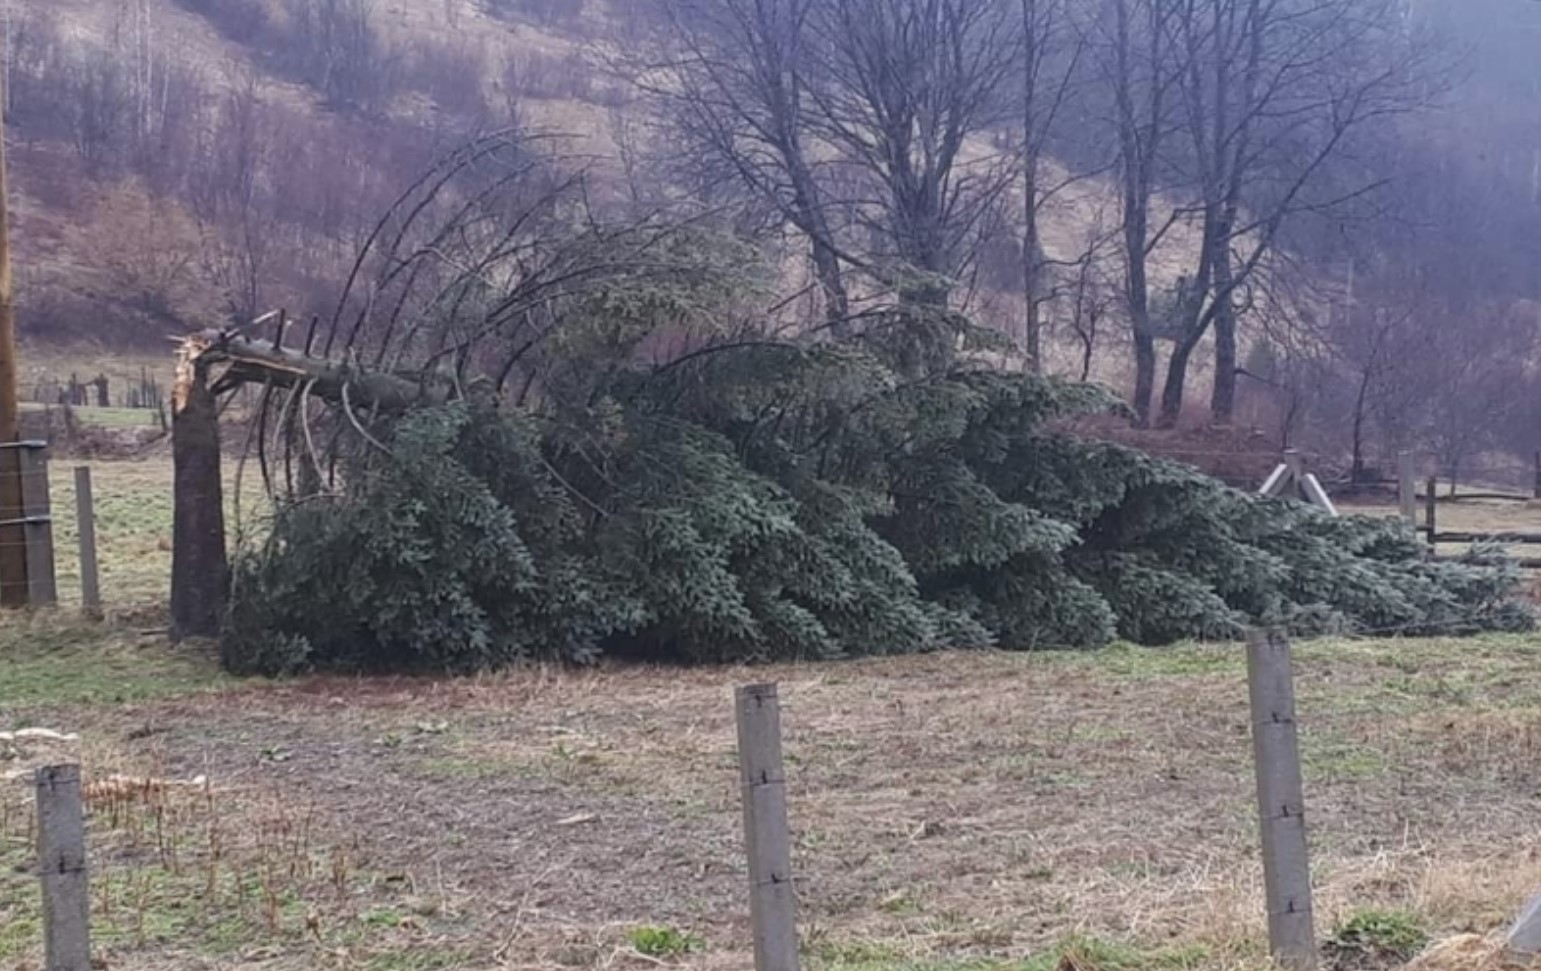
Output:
[626, 925, 703, 958]
[1326, 910, 1430, 971]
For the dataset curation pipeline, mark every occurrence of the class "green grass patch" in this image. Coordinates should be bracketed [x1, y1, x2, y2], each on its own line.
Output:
[1088, 643, 1245, 680]
[1301, 730, 1388, 781]
[0, 618, 229, 711]
[1325, 910, 1429, 970]
[18, 403, 161, 428]
[627, 925, 705, 958]
[812, 935, 1213, 971]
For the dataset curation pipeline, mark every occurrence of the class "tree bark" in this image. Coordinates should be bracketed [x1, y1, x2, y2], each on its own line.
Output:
[1157, 338, 1196, 429]
[1133, 332, 1157, 427]
[1209, 251, 1239, 423]
[1210, 315, 1237, 423]
[170, 353, 227, 641]
[194, 331, 448, 412]
[1022, 0, 1044, 373]
[810, 235, 849, 333]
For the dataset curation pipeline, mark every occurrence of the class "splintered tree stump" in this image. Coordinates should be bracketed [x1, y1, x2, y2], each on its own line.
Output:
[170, 348, 227, 641]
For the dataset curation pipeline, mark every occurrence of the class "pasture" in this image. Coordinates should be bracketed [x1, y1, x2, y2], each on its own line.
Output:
[4, 453, 1541, 970]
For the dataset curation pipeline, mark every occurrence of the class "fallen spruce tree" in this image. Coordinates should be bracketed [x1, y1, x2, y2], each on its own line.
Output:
[217, 323, 1533, 674]
[195, 135, 1531, 675]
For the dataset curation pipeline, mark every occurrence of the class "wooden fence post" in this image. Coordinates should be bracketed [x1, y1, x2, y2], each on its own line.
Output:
[1398, 452, 1416, 527]
[1246, 630, 1316, 971]
[735, 683, 800, 971]
[36, 764, 91, 971]
[1425, 477, 1438, 553]
[73, 467, 100, 619]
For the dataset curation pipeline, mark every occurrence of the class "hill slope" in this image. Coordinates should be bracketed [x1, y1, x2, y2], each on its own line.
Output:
[8, 0, 634, 346]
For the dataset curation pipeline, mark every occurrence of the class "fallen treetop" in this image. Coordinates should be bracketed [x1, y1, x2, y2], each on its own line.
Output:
[181, 328, 451, 414]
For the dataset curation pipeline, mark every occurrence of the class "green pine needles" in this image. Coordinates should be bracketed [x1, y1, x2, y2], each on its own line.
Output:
[221, 230, 1532, 674]
[223, 341, 1532, 675]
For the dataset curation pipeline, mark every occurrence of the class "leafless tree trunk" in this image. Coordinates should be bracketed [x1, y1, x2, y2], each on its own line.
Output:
[1153, 0, 1424, 428]
[1019, 0, 1082, 370]
[1100, 0, 1176, 425]
[805, 0, 1020, 307]
[171, 347, 227, 640]
[645, 0, 854, 331]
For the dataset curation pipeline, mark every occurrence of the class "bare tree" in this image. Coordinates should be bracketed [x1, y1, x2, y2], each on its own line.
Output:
[803, 0, 1021, 305]
[643, 0, 854, 330]
[1094, 0, 1180, 425]
[1017, 0, 1085, 370]
[191, 76, 276, 321]
[282, 0, 391, 110]
[1063, 212, 1119, 382]
[1151, 0, 1426, 428]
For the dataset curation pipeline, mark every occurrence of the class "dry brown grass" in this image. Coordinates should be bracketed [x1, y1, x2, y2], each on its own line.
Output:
[5, 630, 1541, 970]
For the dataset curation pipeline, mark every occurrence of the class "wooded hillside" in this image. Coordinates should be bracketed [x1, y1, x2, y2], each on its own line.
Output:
[5, 0, 1541, 468]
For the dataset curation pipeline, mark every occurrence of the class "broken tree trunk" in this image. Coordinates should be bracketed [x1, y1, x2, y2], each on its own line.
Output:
[170, 345, 227, 641]
[169, 327, 450, 640]
[193, 331, 449, 413]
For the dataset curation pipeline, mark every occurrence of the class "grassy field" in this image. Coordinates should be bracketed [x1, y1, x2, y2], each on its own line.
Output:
[49, 454, 269, 612]
[5, 623, 1541, 971]
[7, 443, 1541, 970]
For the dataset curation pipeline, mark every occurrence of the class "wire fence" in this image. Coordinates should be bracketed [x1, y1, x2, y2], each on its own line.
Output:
[7, 621, 1541, 971]
[0, 454, 176, 616]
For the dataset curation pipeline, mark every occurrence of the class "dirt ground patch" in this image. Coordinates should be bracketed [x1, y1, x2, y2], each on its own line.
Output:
[5, 632, 1541, 970]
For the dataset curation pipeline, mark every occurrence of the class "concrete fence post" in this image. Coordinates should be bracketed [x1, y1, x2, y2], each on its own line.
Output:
[36, 764, 91, 971]
[735, 683, 800, 971]
[1246, 630, 1316, 971]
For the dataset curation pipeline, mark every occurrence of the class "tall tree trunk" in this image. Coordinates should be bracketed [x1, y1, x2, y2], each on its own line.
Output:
[1024, 198, 1043, 372]
[1021, 0, 1043, 373]
[1133, 332, 1156, 426]
[787, 152, 850, 334]
[1125, 219, 1155, 425]
[1209, 253, 1238, 423]
[810, 236, 849, 333]
[1210, 314, 1237, 423]
[170, 354, 227, 641]
[1157, 338, 1196, 429]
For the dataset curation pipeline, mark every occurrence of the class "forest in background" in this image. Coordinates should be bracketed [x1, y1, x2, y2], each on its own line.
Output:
[3, 0, 1541, 478]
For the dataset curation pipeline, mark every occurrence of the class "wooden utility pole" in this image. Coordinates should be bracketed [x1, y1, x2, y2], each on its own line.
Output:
[0, 71, 32, 606]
